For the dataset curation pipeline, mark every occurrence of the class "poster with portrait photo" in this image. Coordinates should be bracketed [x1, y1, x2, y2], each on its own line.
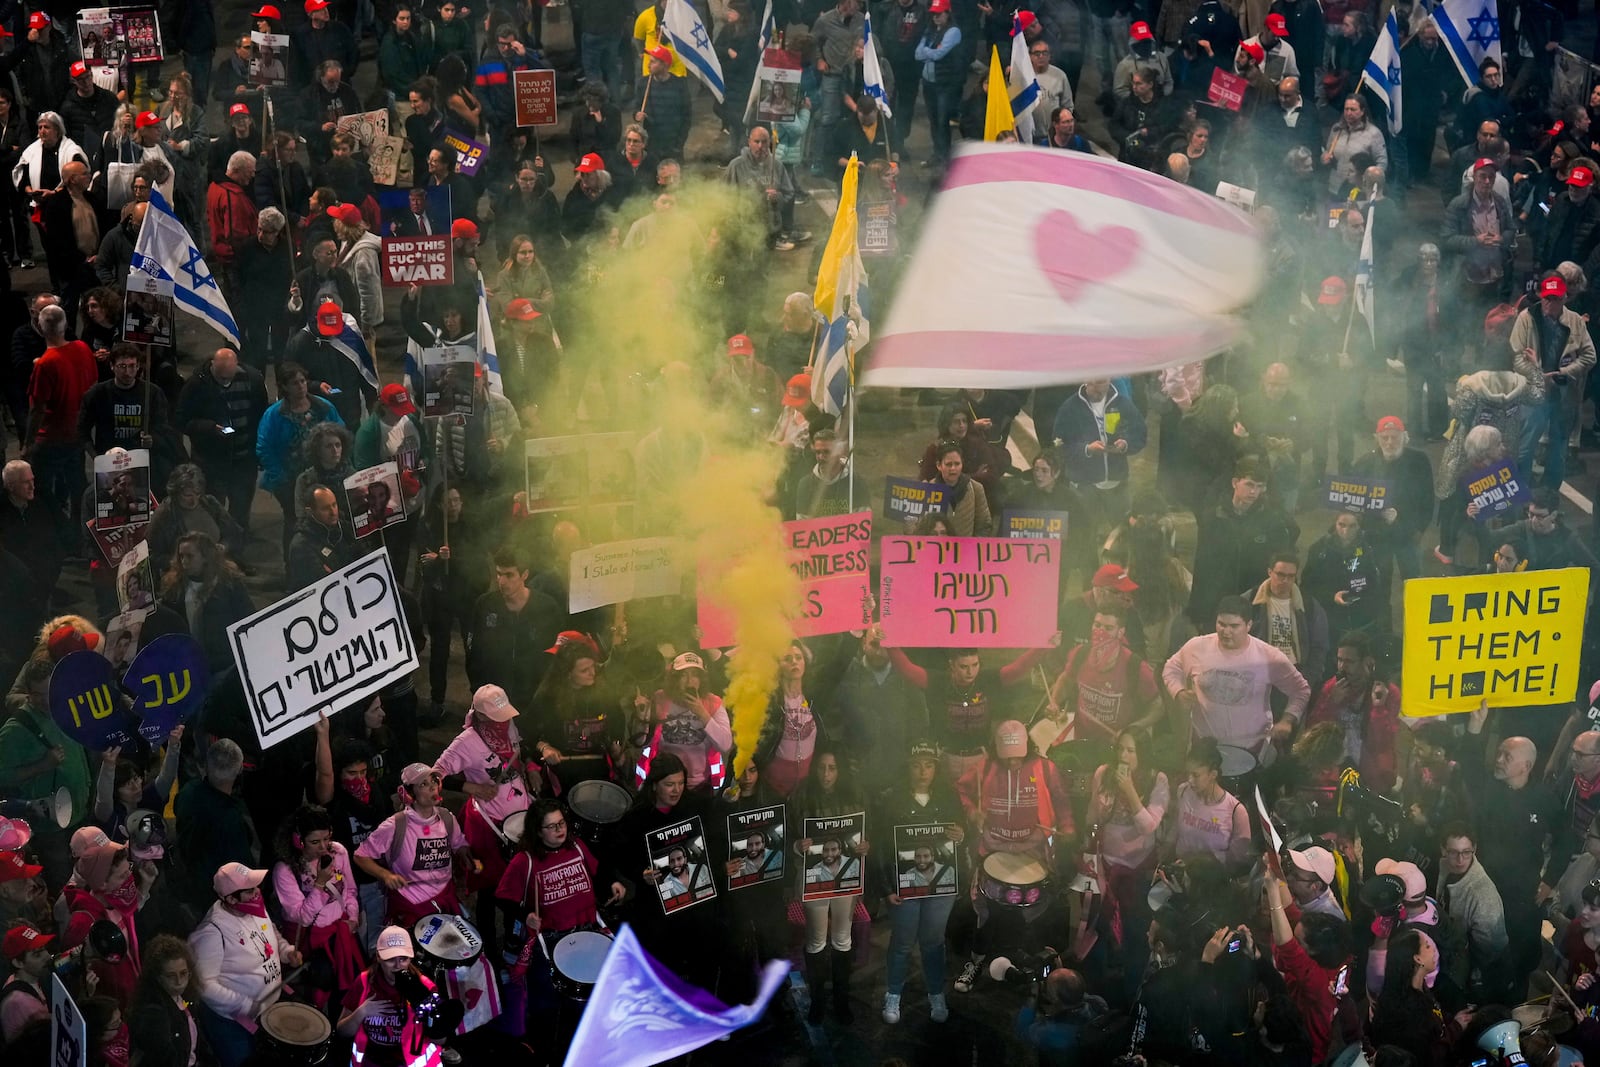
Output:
[421, 345, 477, 417]
[343, 463, 407, 540]
[118, 9, 164, 63]
[123, 288, 175, 347]
[103, 609, 150, 673]
[379, 185, 451, 238]
[78, 10, 116, 66]
[94, 449, 152, 528]
[750, 47, 802, 123]
[249, 32, 289, 88]
[725, 806, 785, 891]
[892, 824, 958, 899]
[647, 816, 716, 914]
[117, 540, 156, 614]
[801, 812, 866, 901]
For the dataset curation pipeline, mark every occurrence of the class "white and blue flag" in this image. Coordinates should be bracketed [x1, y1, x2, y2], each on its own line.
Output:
[741, 0, 777, 123]
[126, 188, 239, 345]
[476, 272, 505, 397]
[1361, 11, 1404, 135]
[323, 310, 379, 389]
[1430, 0, 1503, 86]
[1008, 12, 1040, 144]
[1355, 202, 1377, 346]
[861, 12, 893, 118]
[662, 0, 725, 104]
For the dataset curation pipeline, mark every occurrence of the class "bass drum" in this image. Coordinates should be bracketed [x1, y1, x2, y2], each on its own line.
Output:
[255, 1002, 332, 1064]
[567, 779, 632, 844]
[413, 913, 484, 980]
[549, 929, 615, 1000]
[978, 851, 1052, 909]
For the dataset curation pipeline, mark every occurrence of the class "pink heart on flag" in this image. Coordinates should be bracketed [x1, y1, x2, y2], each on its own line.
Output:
[1034, 209, 1141, 304]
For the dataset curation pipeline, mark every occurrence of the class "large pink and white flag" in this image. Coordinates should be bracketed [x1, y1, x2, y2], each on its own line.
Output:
[860, 143, 1264, 390]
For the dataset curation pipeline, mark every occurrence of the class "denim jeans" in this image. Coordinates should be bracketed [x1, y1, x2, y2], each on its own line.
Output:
[198, 1004, 257, 1067]
[809, 72, 845, 166]
[922, 79, 960, 163]
[582, 34, 624, 101]
[1520, 391, 1572, 489]
[885, 894, 955, 995]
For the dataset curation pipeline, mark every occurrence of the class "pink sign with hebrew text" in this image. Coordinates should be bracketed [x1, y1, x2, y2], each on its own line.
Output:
[878, 536, 1059, 648]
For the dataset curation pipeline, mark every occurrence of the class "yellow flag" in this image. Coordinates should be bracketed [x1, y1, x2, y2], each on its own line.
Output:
[813, 154, 861, 319]
[983, 46, 1015, 142]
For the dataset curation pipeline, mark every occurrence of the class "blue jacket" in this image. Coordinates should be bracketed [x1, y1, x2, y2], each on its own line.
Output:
[1051, 384, 1147, 487]
[255, 397, 343, 493]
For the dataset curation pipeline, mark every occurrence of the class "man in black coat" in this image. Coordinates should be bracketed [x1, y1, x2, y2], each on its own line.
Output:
[1188, 457, 1300, 628]
[1350, 415, 1436, 586]
[176, 348, 269, 534]
[1398, 21, 1462, 182]
[57, 61, 117, 169]
[292, 0, 359, 89]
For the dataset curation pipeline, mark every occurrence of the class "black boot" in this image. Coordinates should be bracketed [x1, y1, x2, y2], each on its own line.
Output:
[805, 949, 829, 1024]
[831, 946, 854, 1024]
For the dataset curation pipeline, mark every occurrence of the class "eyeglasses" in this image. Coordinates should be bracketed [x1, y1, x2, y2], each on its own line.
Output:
[1029, 48, 1049, 55]
[1443, 847, 1476, 859]
[542, 820, 567, 831]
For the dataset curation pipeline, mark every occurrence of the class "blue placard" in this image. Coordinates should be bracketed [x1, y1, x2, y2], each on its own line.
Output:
[1000, 509, 1069, 540]
[49, 650, 137, 749]
[1461, 459, 1532, 522]
[124, 634, 210, 743]
[883, 476, 948, 522]
[1324, 475, 1392, 513]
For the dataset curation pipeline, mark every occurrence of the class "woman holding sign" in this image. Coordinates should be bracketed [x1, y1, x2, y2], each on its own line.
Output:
[791, 745, 871, 1024]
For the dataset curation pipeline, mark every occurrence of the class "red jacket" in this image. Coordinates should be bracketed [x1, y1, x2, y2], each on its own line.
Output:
[1304, 678, 1400, 793]
[205, 178, 258, 267]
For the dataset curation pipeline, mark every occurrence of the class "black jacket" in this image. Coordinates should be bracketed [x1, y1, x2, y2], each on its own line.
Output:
[465, 586, 565, 712]
[159, 576, 255, 674]
[175, 358, 268, 469]
[58, 86, 118, 168]
[292, 22, 360, 89]
[128, 987, 211, 1067]
[1350, 446, 1437, 545]
[287, 513, 355, 591]
[1187, 499, 1300, 626]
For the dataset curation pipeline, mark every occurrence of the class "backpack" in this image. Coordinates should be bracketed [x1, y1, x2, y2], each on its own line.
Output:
[386, 808, 461, 872]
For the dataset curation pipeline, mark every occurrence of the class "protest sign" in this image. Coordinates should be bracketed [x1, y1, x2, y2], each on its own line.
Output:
[750, 47, 803, 122]
[87, 518, 148, 569]
[861, 200, 896, 257]
[697, 512, 873, 647]
[1000, 509, 1068, 540]
[879, 536, 1060, 648]
[420, 345, 477, 416]
[344, 463, 407, 539]
[726, 806, 785, 891]
[117, 540, 156, 613]
[369, 135, 404, 185]
[1461, 459, 1531, 522]
[1215, 181, 1257, 209]
[883, 476, 948, 523]
[1209, 68, 1248, 110]
[103, 610, 148, 672]
[49, 649, 137, 749]
[123, 288, 175, 346]
[1324, 474, 1391, 513]
[524, 433, 637, 513]
[893, 824, 959, 898]
[94, 449, 152, 527]
[124, 634, 210, 743]
[648, 816, 716, 914]
[442, 129, 488, 177]
[568, 537, 682, 613]
[249, 31, 289, 87]
[382, 235, 453, 287]
[801, 812, 867, 901]
[379, 186, 451, 238]
[53, 974, 87, 1067]
[336, 110, 389, 149]
[514, 68, 558, 126]
[228, 550, 420, 749]
[1401, 568, 1589, 716]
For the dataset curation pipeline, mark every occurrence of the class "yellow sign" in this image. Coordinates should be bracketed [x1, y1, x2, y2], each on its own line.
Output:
[1401, 568, 1589, 716]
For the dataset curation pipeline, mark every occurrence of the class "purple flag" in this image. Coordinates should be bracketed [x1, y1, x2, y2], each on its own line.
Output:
[561, 925, 788, 1067]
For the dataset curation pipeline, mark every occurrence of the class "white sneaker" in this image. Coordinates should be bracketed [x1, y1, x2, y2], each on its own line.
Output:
[929, 993, 949, 1022]
[881, 993, 901, 1024]
[953, 960, 980, 993]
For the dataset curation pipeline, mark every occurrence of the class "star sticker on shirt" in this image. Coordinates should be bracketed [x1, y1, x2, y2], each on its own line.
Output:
[1466, 8, 1500, 49]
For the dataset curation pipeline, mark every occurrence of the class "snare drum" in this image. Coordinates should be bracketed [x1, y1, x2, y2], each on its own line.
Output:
[567, 779, 631, 843]
[412, 913, 484, 980]
[501, 810, 527, 847]
[549, 929, 615, 1000]
[255, 1001, 332, 1064]
[978, 852, 1052, 908]
[1216, 744, 1259, 794]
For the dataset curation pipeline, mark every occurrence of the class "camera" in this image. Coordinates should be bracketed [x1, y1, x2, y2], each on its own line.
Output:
[394, 966, 465, 1039]
[989, 948, 1062, 986]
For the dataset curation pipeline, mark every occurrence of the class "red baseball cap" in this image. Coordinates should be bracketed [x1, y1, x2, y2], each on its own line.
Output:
[230, 102, 252, 117]
[1129, 20, 1153, 41]
[1570, 165, 1595, 188]
[252, 4, 283, 18]
[726, 334, 755, 357]
[1541, 275, 1569, 299]
[450, 218, 478, 239]
[1264, 13, 1288, 35]
[1318, 276, 1348, 305]
[1016, 10, 1037, 31]
[1091, 564, 1138, 593]
[135, 111, 161, 129]
[783, 373, 811, 408]
[575, 152, 605, 174]
[1240, 40, 1265, 64]
[1, 925, 51, 960]
[928, 0, 951, 12]
[305, 0, 330, 11]
[329, 203, 363, 225]
[1375, 415, 1406, 434]
[505, 298, 540, 321]
[69, 60, 88, 79]
[315, 301, 344, 337]
[26, 12, 48, 30]
[1473, 156, 1497, 172]
[380, 383, 417, 416]
[645, 45, 673, 64]
[0, 851, 41, 884]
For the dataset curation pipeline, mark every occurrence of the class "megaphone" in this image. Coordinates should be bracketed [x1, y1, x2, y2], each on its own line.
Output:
[988, 957, 1032, 985]
[1478, 1019, 1527, 1065]
[0, 787, 70, 830]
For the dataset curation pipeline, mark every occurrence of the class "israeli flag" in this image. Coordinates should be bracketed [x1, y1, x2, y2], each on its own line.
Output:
[1361, 11, 1404, 135]
[1008, 12, 1040, 144]
[662, 0, 725, 104]
[1355, 202, 1377, 346]
[741, 0, 776, 123]
[476, 273, 505, 397]
[1430, 0, 1503, 86]
[861, 12, 892, 118]
[127, 188, 240, 345]
[322, 311, 379, 389]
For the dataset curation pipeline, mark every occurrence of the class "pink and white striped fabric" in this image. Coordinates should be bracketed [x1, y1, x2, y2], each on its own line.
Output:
[861, 144, 1264, 390]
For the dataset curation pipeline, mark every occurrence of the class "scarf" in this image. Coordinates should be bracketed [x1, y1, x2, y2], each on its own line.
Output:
[230, 898, 269, 919]
[104, 873, 140, 914]
[344, 774, 372, 805]
[476, 717, 515, 763]
[1577, 771, 1600, 802]
[1087, 628, 1122, 672]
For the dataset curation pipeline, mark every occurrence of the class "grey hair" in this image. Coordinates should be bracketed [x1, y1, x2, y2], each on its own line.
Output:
[207, 738, 245, 779]
[37, 304, 66, 337]
[318, 59, 343, 78]
[165, 462, 207, 498]
[1463, 424, 1504, 465]
[623, 122, 647, 144]
[1418, 242, 1440, 258]
[1558, 261, 1588, 295]
[258, 206, 287, 233]
[1, 460, 29, 490]
[35, 111, 64, 135]
[1285, 145, 1313, 168]
[227, 150, 256, 176]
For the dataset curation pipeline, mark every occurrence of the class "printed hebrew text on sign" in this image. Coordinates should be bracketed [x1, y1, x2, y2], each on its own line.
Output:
[1000, 509, 1068, 540]
[883, 476, 948, 522]
[1400, 568, 1589, 716]
[1324, 475, 1391, 513]
[229, 550, 420, 748]
[1461, 458, 1532, 522]
[514, 68, 558, 126]
[878, 536, 1059, 648]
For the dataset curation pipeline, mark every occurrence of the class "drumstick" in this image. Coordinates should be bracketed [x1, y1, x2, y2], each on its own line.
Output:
[1545, 970, 1583, 1016]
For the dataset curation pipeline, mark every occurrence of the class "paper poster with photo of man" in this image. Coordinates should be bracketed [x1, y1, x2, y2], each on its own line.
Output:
[94, 449, 152, 528]
[103, 609, 151, 673]
[801, 812, 866, 901]
[343, 463, 407, 540]
[421, 345, 477, 417]
[117, 540, 156, 614]
[249, 32, 289, 88]
[893, 823, 958, 899]
[648, 816, 716, 914]
[725, 806, 785, 891]
[123, 288, 175, 347]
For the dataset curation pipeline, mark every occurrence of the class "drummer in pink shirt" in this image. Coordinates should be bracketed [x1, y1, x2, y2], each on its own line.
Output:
[269, 805, 361, 1010]
[433, 684, 533, 910]
[355, 764, 475, 929]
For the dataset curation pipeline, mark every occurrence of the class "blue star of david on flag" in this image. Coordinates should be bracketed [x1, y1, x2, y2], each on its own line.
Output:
[126, 189, 239, 344]
[1466, 7, 1500, 48]
[181, 247, 218, 291]
[1432, 0, 1505, 87]
[662, 0, 725, 103]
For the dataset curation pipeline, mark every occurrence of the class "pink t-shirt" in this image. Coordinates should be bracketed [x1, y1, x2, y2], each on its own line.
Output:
[270, 842, 360, 932]
[1172, 782, 1249, 863]
[433, 721, 531, 823]
[357, 809, 468, 906]
[1087, 767, 1170, 869]
[1162, 634, 1310, 750]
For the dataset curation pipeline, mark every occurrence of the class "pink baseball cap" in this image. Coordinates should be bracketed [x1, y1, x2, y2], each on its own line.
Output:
[994, 720, 1028, 759]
